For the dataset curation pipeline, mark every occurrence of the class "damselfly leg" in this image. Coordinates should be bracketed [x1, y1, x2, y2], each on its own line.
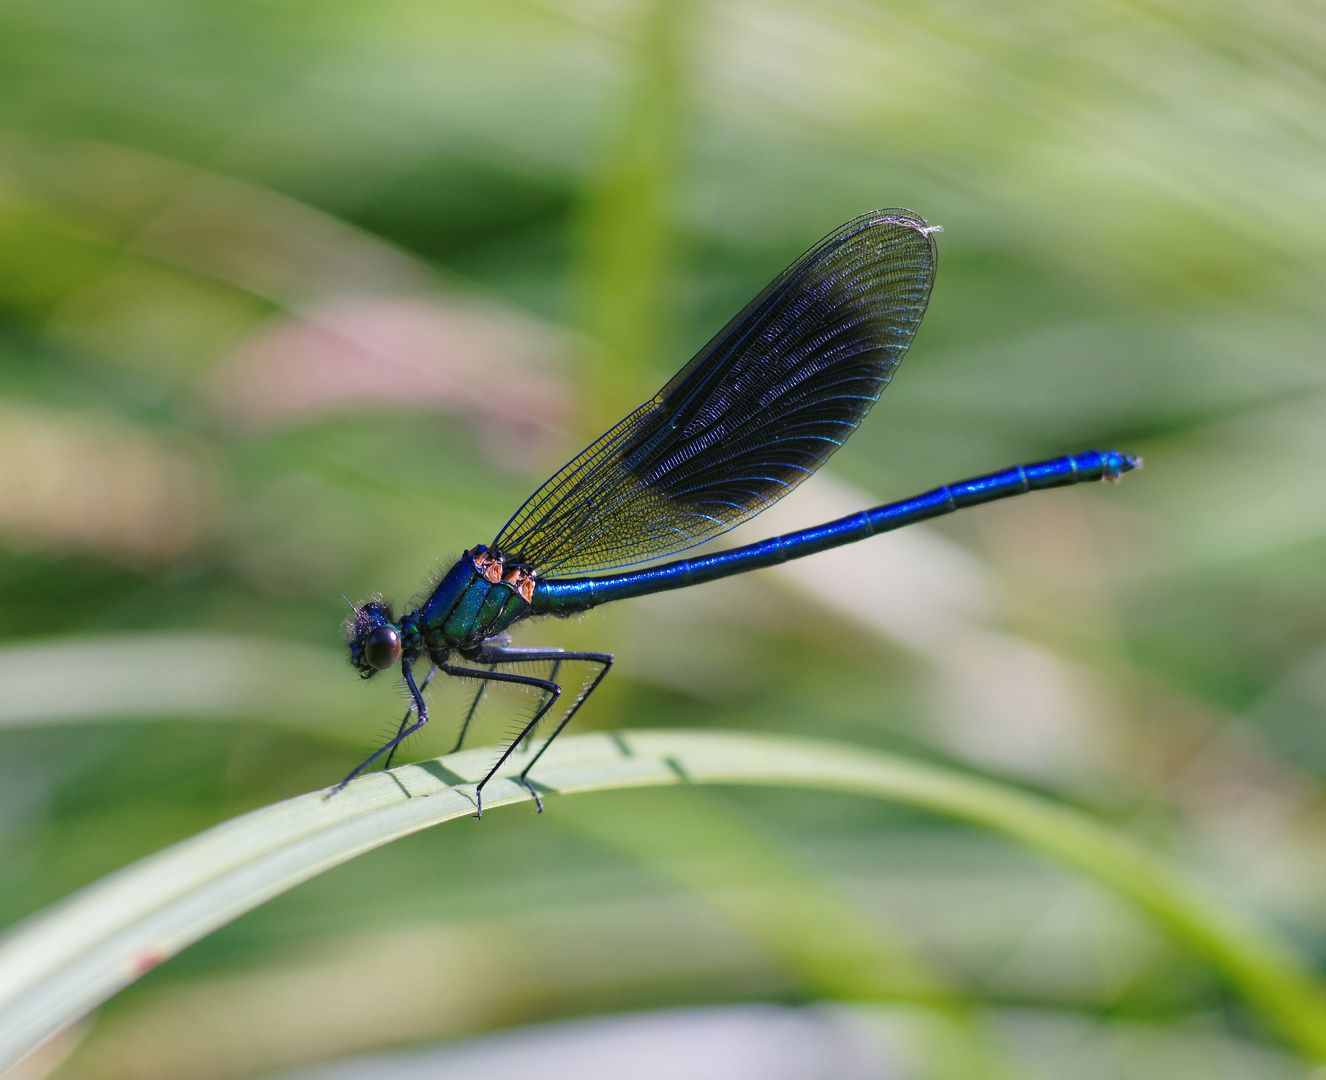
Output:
[331, 659, 429, 794]
[527, 659, 562, 751]
[451, 665, 495, 754]
[383, 664, 437, 770]
[462, 643, 614, 816]
[436, 661, 561, 817]
[464, 647, 612, 817]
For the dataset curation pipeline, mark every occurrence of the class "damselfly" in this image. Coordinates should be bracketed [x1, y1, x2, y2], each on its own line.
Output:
[340, 209, 1139, 813]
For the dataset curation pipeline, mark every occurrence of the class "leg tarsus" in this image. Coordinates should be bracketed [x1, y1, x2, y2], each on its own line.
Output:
[330, 709, 428, 795]
[472, 680, 561, 807]
[330, 658, 429, 794]
[436, 661, 563, 818]
[464, 645, 615, 808]
[521, 774, 545, 813]
[517, 653, 614, 796]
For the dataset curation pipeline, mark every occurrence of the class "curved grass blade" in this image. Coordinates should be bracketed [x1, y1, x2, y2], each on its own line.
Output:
[1, 729, 1324, 1070]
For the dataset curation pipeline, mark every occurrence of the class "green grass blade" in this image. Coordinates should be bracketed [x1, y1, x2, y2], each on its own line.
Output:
[2, 729, 1324, 1070]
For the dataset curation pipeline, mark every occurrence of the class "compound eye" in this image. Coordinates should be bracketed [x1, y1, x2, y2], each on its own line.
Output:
[363, 625, 401, 670]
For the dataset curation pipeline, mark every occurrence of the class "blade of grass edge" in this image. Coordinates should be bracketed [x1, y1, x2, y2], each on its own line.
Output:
[0, 728, 1323, 1071]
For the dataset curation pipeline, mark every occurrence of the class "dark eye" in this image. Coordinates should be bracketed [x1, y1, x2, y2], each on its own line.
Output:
[363, 625, 401, 670]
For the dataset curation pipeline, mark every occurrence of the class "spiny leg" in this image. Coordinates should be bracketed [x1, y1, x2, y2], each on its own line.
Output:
[468, 643, 614, 811]
[332, 659, 428, 795]
[384, 664, 437, 770]
[450, 664, 496, 754]
[518, 655, 611, 797]
[523, 659, 561, 752]
[439, 662, 562, 818]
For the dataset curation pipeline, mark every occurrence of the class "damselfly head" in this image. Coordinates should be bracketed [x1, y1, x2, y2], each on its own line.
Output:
[346, 598, 401, 677]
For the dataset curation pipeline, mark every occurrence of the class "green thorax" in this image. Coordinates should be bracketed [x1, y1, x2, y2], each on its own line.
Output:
[414, 546, 534, 650]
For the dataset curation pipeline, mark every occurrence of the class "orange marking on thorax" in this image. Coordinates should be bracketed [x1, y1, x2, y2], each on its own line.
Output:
[471, 547, 504, 583]
[471, 547, 535, 603]
[503, 566, 537, 603]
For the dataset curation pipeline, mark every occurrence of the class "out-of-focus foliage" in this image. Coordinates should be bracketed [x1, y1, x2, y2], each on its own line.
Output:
[1, 0, 1324, 1077]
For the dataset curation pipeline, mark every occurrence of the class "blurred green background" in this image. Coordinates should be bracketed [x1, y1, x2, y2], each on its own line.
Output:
[1, 0, 1325, 1077]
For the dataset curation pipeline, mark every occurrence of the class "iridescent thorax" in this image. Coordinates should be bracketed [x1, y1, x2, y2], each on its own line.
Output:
[417, 546, 536, 652]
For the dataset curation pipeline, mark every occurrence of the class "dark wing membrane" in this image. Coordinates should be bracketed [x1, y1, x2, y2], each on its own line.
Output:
[494, 209, 938, 576]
